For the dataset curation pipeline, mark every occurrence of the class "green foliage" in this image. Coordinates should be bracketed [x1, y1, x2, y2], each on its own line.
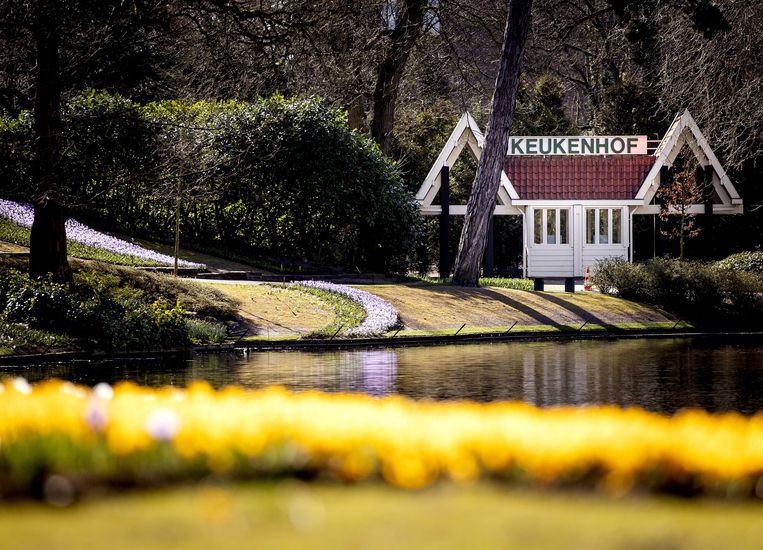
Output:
[593, 258, 763, 324]
[0, 263, 238, 353]
[716, 251, 763, 275]
[594, 78, 662, 136]
[0, 268, 191, 350]
[210, 96, 421, 273]
[0, 92, 422, 274]
[83, 261, 240, 322]
[186, 318, 228, 344]
[0, 323, 72, 356]
[514, 75, 575, 135]
[410, 276, 533, 290]
[479, 278, 534, 291]
[0, 111, 33, 197]
[393, 99, 461, 193]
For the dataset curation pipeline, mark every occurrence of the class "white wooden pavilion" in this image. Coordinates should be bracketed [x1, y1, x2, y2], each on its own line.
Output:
[416, 110, 743, 280]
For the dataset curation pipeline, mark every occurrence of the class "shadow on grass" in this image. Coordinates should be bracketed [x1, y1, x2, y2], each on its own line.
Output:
[529, 292, 621, 332]
[479, 289, 562, 327]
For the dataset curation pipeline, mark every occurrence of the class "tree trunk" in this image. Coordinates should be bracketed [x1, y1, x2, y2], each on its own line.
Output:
[369, 0, 426, 156]
[174, 195, 181, 277]
[29, 0, 71, 282]
[451, 0, 533, 286]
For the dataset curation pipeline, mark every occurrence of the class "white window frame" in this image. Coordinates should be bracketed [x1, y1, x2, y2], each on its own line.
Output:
[585, 207, 624, 246]
[532, 207, 571, 247]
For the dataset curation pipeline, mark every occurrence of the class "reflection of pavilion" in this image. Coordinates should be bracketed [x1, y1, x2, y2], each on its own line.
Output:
[521, 343, 662, 408]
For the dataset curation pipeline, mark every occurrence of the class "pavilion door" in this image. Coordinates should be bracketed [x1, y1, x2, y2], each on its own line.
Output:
[573, 204, 583, 277]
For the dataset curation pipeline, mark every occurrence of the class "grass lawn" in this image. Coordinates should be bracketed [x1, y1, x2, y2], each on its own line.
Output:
[206, 282, 337, 337]
[364, 283, 674, 331]
[199, 281, 679, 340]
[3, 482, 762, 549]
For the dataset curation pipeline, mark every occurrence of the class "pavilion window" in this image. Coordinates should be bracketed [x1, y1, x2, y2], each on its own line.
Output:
[534, 209, 542, 244]
[612, 209, 621, 244]
[586, 208, 623, 245]
[532, 208, 570, 245]
[598, 209, 609, 244]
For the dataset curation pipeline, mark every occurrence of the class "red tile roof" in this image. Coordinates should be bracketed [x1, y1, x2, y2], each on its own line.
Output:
[504, 155, 656, 200]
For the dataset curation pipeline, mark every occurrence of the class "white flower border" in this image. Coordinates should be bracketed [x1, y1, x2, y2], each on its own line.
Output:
[0, 199, 204, 268]
[294, 280, 399, 337]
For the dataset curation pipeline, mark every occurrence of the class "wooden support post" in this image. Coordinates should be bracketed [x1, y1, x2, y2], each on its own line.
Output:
[657, 166, 671, 206]
[439, 166, 451, 278]
[564, 277, 575, 293]
[703, 165, 715, 258]
[483, 216, 495, 277]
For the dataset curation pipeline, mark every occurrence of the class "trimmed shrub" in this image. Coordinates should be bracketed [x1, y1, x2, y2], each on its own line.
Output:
[592, 258, 763, 324]
[716, 251, 763, 275]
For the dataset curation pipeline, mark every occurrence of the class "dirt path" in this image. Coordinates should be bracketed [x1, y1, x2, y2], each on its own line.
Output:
[0, 240, 28, 253]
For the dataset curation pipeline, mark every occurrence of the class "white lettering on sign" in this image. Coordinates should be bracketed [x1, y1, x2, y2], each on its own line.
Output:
[508, 136, 648, 155]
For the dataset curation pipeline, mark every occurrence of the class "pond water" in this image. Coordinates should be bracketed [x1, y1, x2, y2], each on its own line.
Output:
[4, 336, 763, 415]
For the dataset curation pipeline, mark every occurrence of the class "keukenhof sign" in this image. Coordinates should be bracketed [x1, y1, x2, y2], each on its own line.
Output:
[508, 135, 648, 156]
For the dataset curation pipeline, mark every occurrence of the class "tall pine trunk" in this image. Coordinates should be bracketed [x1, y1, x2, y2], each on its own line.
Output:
[29, 0, 71, 282]
[451, 0, 533, 286]
[370, 0, 426, 156]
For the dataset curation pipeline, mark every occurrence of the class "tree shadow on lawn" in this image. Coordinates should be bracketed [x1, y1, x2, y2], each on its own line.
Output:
[477, 289, 563, 328]
[401, 284, 561, 327]
[528, 291, 621, 331]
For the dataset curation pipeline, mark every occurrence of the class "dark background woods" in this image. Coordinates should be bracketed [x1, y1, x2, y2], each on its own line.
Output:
[0, 0, 760, 274]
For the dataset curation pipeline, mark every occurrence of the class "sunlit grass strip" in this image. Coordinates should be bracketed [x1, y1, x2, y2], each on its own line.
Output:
[2, 379, 763, 497]
[384, 321, 695, 338]
[410, 276, 534, 290]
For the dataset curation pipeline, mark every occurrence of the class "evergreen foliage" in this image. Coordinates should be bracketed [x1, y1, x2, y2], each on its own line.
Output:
[0, 92, 422, 273]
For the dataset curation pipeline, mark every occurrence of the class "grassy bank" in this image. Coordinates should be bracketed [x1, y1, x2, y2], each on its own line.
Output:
[214, 281, 677, 342]
[365, 283, 674, 331]
[0, 218, 164, 267]
[3, 482, 763, 549]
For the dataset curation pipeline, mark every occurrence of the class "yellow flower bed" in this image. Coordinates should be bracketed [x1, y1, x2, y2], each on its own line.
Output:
[2, 378, 763, 496]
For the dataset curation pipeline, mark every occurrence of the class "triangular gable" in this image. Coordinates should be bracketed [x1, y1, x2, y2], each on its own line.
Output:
[416, 112, 519, 210]
[635, 110, 742, 207]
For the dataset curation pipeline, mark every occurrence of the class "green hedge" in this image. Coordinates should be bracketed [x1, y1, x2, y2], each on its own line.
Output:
[0, 91, 422, 273]
[592, 258, 763, 324]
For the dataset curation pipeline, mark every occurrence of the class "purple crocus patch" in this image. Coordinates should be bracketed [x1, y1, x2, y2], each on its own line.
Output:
[0, 199, 204, 268]
[294, 280, 399, 336]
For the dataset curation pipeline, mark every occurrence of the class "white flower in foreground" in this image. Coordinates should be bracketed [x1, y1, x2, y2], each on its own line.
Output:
[145, 408, 182, 441]
[93, 382, 114, 401]
[294, 281, 399, 337]
[11, 377, 31, 395]
[0, 199, 204, 268]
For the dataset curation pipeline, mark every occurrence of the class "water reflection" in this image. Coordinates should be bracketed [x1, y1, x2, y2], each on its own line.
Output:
[4, 336, 763, 414]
